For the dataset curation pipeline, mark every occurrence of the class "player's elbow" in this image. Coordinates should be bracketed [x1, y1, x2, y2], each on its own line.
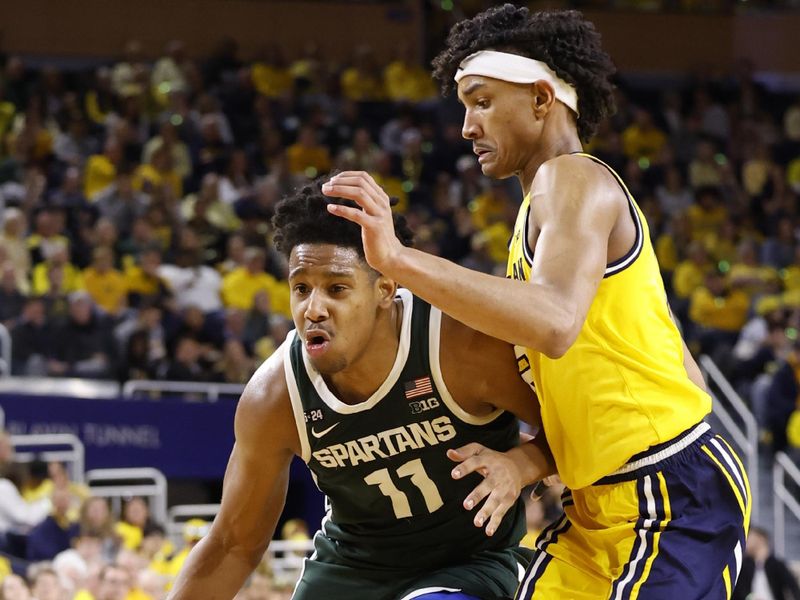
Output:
[217, 528, 270, 569]
[538, 314, 579, 359]
[540, 335, 571, 359]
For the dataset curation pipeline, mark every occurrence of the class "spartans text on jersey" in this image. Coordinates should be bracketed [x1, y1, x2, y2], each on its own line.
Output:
[312, 416, 456, 468]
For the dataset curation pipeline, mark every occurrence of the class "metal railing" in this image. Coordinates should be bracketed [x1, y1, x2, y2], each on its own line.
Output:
[0, 376, 120, 398]
[267, 538, 315, 583]
[773, 452, 800, 558]
[11, 433, 85, 483]
[165, 503, 314, 583]
[121, 380, 245, 401]
[0, 323, 11, 377]
[166, 504, 221, 546]
[699, 355, 760, 523]
[85, 467, 168, 526]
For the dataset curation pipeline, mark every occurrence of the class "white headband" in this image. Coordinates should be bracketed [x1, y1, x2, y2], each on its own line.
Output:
[455, 50, 580, 116]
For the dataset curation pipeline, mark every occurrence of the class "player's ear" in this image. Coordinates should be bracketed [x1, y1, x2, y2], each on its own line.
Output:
[530, 81, 556, 119]
[375, 274, 397, 308]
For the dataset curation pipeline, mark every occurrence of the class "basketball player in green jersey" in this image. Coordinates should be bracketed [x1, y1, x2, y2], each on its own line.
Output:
[167, 180, 555, 600]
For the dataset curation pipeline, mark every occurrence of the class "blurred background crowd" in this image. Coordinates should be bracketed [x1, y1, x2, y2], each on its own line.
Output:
[0, 430, 300, 599]
[1, 27, 799, 451]
[1, 0, 800, 597]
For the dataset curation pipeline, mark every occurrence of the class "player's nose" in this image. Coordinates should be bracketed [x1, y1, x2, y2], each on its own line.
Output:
[304, 289, 329, 321]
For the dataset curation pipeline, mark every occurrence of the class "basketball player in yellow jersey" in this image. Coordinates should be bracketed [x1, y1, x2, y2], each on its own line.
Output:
[323, 5, 750, 599]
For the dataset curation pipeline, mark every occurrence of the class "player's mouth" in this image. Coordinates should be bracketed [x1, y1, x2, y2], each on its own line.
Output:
[305, 329, 332, 358]
[474, 145, 494, 164]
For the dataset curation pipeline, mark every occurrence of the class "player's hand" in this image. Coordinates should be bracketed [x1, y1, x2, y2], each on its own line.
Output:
[322, 171, 405, 275]
[448, 443, 524, 537]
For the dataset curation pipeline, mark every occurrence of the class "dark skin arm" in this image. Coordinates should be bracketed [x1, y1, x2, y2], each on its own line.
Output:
[323, 159, 622, 358]
[439, 314, 556, 537]
[167, 345, 299, 600]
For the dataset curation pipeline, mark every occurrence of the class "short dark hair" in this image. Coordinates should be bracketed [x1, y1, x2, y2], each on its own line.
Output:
[272, 178, 414, 268]
[432, 4, 616, 142]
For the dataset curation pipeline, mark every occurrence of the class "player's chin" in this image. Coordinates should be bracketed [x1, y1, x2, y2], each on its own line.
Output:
[479, 159, 505, 179]
[310, 354, 347, 375]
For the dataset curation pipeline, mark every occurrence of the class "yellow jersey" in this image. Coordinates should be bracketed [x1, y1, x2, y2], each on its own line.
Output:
[507, 153, 711, 489]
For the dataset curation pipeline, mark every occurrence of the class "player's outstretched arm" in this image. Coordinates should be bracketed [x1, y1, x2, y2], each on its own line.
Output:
[323, 161, 616, 358]
[167, 348, 297, 600]
[439, 316, 556, 536]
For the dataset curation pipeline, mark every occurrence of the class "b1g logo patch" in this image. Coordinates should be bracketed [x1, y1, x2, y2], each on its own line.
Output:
[410, 397, 440, 415]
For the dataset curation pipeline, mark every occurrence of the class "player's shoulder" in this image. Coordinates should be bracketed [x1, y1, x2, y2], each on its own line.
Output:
[438, 312, 518, 382]
[235, 337, 295, 442]
[534, 153, 624, 211]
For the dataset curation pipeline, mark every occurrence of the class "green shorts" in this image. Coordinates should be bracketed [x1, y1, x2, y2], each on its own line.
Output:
[291, 534, 531, 600]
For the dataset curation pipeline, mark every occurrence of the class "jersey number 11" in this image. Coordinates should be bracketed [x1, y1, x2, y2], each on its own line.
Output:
[364, 458, 444, 519]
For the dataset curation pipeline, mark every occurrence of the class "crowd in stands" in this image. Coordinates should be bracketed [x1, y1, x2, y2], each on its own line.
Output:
[0, 430, 300, 598]
[0, 37, 799, 453]
[0, 31, 799, 593]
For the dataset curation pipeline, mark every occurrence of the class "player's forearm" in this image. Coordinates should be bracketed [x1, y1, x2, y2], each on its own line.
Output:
[391, 247, 577, 357]
[167, 534, 263, 600]
[506, 434, 556, 487]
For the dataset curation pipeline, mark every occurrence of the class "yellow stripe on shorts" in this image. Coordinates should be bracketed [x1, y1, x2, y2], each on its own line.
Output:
[701, 446, 745, 516]
[629, 471, 672, 599]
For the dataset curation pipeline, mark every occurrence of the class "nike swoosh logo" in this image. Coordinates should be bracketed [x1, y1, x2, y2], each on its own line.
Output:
[311, 422, 340, 439]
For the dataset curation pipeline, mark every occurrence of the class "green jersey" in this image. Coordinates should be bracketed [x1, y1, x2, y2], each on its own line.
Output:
[285, 288, 527, 575]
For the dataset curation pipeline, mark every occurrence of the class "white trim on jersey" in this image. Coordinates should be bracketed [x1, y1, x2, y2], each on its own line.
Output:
[428, 306, 505, 426]
[398, 586, 462, 600]
[283, 330, 312, 462]
[301, 288, 414, 414]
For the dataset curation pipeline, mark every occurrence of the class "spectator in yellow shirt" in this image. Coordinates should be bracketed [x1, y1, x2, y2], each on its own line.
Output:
[251, 44, 293, 99]
[672, 239, 712, 325]
[221, 247, 290, 317]
[115, 497, 152, 551]
[655, 212, 694, 277]
[687, 185, 727, 239]
[370, 151, 408, 214]
[125, 247, 171, 308]
[84, 138, 123, 200]
[142, 121, 192, 181]
[133, 144, 183, 199]
[27, 207, 71, 265]
[787, 155, 800, 194]
[689, 139, 725, 189]
[621, 109, 666, 161]
[689, 269, 750, 355]
[340, 45, 385, 102]
[727, 239, 780, 300]
[741, 142, 779, 200]
[32, 241, 83, 297]
[469, 182, 515, 231]
[383, 43, 437, 103]
[286, 126, 331, 177]
[83, 246, 128, 316]
[703, 217, 740, 266]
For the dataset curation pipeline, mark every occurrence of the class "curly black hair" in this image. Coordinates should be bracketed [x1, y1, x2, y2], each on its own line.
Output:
[272, 177, 415, 270]
[432, 4, 616, 142]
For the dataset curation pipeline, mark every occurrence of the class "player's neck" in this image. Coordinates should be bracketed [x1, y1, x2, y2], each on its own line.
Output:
[517, 120, 582, 197]
[325, 299, 403, 405]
